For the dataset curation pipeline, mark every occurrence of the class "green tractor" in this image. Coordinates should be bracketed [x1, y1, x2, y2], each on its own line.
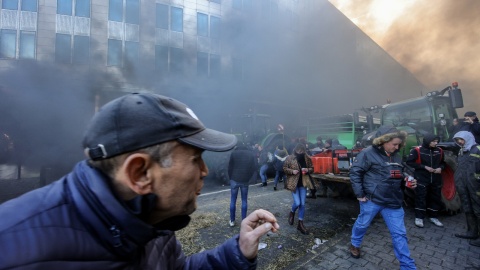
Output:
[364, 82, 463, 214]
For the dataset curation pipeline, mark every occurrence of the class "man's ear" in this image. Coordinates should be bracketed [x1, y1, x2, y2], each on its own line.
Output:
[122, 153, 154, 196]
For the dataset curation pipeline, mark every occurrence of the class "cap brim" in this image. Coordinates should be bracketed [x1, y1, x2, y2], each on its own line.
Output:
[179, 128, 237, 152]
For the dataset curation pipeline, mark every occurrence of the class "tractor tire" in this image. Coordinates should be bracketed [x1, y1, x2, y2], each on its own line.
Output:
[441, 151, 461, 215]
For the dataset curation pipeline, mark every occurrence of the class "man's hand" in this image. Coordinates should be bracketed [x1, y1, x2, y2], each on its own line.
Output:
[238, 209, 280, 260]
[433, 168, 442, 174]
[357, 197, 367, 202]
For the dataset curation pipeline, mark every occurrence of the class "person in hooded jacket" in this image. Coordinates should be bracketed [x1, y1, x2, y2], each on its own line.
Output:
[349, 126, 417, 269]
[453, 131, 480, 247]
[228, 142, 258, 227]
[406, 134, 446, 228]
[0, 93, 280, 270]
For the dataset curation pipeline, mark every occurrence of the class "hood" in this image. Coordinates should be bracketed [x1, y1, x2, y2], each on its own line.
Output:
[453, 131, 476, 151]
[422, 134, 440, 148]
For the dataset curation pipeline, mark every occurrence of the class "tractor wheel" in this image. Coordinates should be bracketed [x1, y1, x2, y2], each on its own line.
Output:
[441, 152, 461, 215]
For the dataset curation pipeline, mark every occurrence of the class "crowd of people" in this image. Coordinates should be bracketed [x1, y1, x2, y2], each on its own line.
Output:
[0, 92, 479, 269]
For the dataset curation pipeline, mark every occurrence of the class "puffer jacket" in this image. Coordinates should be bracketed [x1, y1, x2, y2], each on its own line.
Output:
[283, 154, 313, 191]
[0, 161, 256, 270]
[350, 145, 405, 208]
[405, 134, 445, 184]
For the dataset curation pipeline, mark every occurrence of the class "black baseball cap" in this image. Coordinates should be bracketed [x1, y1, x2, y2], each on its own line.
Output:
[464, 111, 476, 117]
[83, 93, 237, 160]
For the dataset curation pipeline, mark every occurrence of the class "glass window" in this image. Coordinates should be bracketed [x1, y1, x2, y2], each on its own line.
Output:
[210, 0, 221, 4]
[108, 0, 122, 22]
[210, 16, 221, 39]
[197, 13, 208, 37]
[19, 31, 35, 59]
[197, 52, 208, 76]
[155, 45, 168, 71]
[107, 39, 122, 66]
[22, 0, 37, 11]
[75, 0, 90, 17]
[2, 0, 18, 10]
[170, 47, 183, 73]
[0, 30, 17, 58]
[171, 7, 183, 32]
[57, 0, 72, 15]
[124, 41, 138, 66]
[125, 0, 139, 24]
[73, 35, 89, 64]
[156, 4, 168, 29]
[210, 54, 220, 77]
[55, 33, 71, 63]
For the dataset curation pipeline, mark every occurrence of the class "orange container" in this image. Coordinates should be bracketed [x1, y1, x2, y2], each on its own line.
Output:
[312, 157, 339, 174]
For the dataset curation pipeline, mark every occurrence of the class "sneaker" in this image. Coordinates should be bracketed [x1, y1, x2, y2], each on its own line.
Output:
[349, 244, 361, 258]
[229, 220, 235, 227]
[259, 182, 267, 187]
[273, 186, 277, 191]
[415, 218, 424, 228]
[429, 218, 444, 227]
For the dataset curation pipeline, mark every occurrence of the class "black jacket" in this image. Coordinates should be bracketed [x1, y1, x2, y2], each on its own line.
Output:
[405, 134, 445, 184]
[350, 145, 405, 208]
[228, 146, 258, 184]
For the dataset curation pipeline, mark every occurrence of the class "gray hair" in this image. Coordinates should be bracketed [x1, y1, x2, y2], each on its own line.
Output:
[87, 141, 175, 179]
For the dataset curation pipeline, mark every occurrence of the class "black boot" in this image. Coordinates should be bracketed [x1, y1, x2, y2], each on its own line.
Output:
[288, 211, 295, 226]
[307, 189, 316, 199]
[469, 217, 480, 246]
[455, 213, 479, 239]
[297, 220, 309, 235]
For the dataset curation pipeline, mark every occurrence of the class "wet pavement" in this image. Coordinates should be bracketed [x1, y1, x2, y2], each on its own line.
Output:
[195, 179, 480, 270]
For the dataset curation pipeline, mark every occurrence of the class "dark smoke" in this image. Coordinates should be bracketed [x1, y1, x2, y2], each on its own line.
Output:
[1, 1, 428, 180]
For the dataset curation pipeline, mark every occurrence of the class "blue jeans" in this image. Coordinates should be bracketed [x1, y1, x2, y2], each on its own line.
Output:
[230, 180, 249, 222]
[291, 187, 307, 220]
[274, 170, 286, 187]
[259, 164, 269, 183]
[351, 200, 416, 270]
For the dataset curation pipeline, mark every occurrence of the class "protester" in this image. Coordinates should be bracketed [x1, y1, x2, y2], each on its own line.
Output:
[349, 126, 417, 269]
[283, 143, 314, 235]
[448, 118, 462, 140]
[453, 131, 480, 246]
[227, 142, 258, 227]
[258, 145, 270, 187]
[460, 111, 480, 144]
[0, 93, 280, 269]
[272, 144, 288, 191]
[406, 134, 445, 228]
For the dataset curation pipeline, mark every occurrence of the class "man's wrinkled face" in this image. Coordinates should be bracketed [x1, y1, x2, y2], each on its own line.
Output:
[429, 140, 438, 148]
[148, 142, 208, 224]
[383, 138, 403, 154]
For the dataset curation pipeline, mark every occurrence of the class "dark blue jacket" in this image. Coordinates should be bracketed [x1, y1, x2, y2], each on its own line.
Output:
[0, 161, 256, 270]
[350, 146, 405, 208]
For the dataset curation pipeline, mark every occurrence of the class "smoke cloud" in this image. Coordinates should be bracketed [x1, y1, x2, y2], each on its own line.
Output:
[1, 1, 430, 180]
[330, 0, 480, 112]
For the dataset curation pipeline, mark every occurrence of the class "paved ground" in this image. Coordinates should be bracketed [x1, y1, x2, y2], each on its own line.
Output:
[195, 179, 480, 270]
